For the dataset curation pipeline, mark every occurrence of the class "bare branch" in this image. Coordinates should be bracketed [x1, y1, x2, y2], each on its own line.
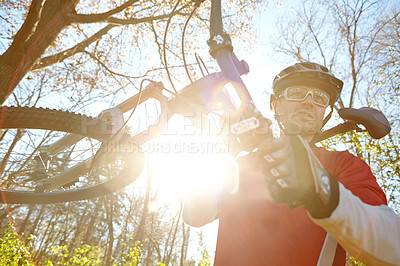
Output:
[301, 1, 327, 65]
[32, 24, 116, 70]
[68, 0, 139, 24]
[85, 51, 148, 80]
[105, 13, 180, 25]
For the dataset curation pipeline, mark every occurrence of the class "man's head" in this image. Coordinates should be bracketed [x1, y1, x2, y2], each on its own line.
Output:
[270, 62, 343, 141]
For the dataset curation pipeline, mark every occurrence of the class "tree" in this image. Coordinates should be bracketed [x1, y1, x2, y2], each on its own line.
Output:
[0, 0, 157, 104]
[0, 0, 265, 108]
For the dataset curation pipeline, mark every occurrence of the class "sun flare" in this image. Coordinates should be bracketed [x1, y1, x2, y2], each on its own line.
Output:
[145, 132, 236, 210]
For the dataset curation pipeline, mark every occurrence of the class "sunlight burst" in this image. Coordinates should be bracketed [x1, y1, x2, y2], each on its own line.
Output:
[144, 120, 236, 211]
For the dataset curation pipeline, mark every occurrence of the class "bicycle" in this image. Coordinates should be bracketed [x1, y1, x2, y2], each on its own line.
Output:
[0, 0, 391, 205]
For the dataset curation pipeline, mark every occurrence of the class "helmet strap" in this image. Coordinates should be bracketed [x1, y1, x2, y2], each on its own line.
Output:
[322, 105, 334, 127]
[272, 96, 286, 136]
[274, 113, 286, 135]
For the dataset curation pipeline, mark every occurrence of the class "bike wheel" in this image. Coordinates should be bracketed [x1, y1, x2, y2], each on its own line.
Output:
[0, 106, 144, 204]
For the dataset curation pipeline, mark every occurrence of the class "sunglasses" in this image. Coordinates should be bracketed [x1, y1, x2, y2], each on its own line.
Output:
[279, 87, 330, 108]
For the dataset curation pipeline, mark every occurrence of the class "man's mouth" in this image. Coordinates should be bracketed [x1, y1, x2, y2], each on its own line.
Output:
[293, 110, 316, 121]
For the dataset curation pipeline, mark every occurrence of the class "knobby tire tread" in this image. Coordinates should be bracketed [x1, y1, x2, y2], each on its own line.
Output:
[0, 106, 111, 142]
[0, 106, 144, 204]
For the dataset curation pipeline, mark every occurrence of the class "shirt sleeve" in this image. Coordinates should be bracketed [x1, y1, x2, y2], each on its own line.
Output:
[312, 183, 400, 265]
[313, 149, 399, 264]
[182, 190, 221, 227]
[182, 156, 239, 227]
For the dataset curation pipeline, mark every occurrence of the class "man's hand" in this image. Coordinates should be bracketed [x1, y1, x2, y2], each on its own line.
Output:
[258, 135, 340, 219]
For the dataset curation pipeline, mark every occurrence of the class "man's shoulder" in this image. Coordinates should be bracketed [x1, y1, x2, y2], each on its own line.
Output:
[312, 147, 368, 173]
[312, 147, 387, 205]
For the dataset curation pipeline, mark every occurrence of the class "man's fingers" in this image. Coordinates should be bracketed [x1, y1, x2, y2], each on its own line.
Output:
[258, 137, 287, 153]
[258, 137, 291, 182]
[266, 164, 290, 179]
[262, 149, 288, 165]
[258, 138, 289, 166]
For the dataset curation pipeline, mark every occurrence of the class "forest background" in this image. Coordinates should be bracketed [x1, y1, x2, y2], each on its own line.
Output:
[0, 0, 399, 265]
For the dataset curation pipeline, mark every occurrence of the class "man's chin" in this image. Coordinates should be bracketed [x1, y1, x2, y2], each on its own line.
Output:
[284, 120, 318, 137]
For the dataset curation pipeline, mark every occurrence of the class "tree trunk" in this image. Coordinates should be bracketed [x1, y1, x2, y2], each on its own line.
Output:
[83, 200, 102, 245]
[33, 207, 56, 262]
[114, 198, 134, 260]
[18, 204, 36, 240]
[163, 207, 183, 265]
[134, 171, 153, 243]
[180, 221, 190, 266]
[0, 0, 79, 104]
[67, 203, 89, 249]
[105, 195, 115, 266]
[26, 204, 45, 240]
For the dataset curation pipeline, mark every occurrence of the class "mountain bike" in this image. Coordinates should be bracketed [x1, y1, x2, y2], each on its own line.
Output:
[0, 0, 391, 204]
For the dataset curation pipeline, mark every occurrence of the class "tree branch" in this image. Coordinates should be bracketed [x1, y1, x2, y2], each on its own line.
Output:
[301, 2, 327, 66]
[71, 11, 186, 26]
[105, 13, 182, 25]
[85, 51, 149, 79]
[68, 0, 139, 24]
[32, 24, 115, 70]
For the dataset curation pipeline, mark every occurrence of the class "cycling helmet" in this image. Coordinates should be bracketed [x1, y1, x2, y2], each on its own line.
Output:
[271, 62, 343, 105]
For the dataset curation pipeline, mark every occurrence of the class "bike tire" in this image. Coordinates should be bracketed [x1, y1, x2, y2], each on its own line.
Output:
[0, 106, 111, 142]
[0, 106, 145, 204]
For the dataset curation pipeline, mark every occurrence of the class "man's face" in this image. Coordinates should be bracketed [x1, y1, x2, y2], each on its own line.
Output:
[273, 86, 328, 141]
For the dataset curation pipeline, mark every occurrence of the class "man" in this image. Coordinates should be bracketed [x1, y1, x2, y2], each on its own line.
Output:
[183, 62, 400, 265]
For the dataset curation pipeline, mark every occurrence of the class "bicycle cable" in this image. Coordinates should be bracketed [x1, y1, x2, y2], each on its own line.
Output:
[182, 3, 199, 84]
[195, 52, 209, 77]
[163, 0, 183, 94]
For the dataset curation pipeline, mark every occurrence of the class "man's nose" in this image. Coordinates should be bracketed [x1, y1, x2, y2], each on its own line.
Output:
[303, 93, 313, 104]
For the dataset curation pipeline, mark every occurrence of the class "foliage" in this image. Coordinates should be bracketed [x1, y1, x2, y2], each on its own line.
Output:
[45, 244, 101, 265]
[0, 223, 33, 265]
[196, 248, 211, 266]
[115, 239, 142, 266]
[348, 256, 366, 266]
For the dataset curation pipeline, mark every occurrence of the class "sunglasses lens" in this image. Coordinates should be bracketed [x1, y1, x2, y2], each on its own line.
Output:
[313, 90, 330, 106]
[286, 87, 309, 100]
[284, 87, 329, 107]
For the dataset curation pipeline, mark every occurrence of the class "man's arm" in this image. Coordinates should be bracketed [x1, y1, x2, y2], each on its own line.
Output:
[259, 137, 400, 264]
[182, 189, 221, 227]
[182, 158, 238, 227]
[312, 183, 400, 265]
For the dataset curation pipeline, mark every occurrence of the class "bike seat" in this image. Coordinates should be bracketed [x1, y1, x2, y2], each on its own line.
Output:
[338, 107, 391, 139]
